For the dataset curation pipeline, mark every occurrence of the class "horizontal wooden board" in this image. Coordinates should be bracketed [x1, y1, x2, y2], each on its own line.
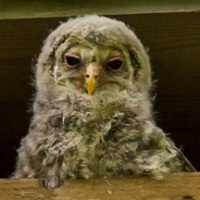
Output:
[0, 173, 200, 200]
[0, 0, 200, 20]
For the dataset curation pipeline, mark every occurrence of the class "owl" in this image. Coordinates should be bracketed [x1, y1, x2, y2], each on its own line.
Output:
[14, 15, 193, 189]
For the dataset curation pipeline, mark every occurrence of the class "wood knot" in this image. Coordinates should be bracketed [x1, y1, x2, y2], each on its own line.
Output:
[183, 196, 195, 200]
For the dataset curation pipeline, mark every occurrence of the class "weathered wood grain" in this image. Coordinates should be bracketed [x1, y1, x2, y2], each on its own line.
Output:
[0, 173, 199, 200]
[0, 0, 200, 20]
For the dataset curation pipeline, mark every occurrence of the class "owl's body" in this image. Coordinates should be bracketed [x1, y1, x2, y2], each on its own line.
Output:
[14, 15, 188, 189]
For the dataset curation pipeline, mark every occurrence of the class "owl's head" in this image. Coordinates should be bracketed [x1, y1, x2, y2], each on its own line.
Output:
[36, 15, 151, 100]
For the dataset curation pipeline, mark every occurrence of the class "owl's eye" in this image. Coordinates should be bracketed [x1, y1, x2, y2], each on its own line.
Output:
[65, 55, 80, 68]
[107, 59, 123, 70]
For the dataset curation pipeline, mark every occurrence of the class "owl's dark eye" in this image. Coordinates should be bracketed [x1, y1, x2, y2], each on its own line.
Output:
[107, 59, 123, 70]
[65, 55, 80, 68]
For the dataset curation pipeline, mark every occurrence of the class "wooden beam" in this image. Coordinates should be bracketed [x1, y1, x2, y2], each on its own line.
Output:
[0, 173, 200, 200]
[0, 0, 200, 20]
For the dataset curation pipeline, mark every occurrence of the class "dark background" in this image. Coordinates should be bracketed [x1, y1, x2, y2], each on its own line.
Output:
[0, 12, 200, 177]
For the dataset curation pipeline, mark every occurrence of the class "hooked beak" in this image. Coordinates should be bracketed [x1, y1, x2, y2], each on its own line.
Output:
[85, 63, 98, 95]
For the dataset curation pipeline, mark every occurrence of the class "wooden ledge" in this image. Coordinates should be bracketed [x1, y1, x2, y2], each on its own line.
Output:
[0, 0, 200, 20]
[0, 173, 199, 200]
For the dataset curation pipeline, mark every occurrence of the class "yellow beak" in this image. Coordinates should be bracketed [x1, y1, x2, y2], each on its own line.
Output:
[86, 63, 98, 95]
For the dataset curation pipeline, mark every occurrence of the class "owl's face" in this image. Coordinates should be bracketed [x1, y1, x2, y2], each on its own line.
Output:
[52, 36, 137, 96]
[36, 15, 152, 102]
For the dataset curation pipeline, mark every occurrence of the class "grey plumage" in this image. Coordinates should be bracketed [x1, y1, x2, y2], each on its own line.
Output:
[14, 15, 190, 189]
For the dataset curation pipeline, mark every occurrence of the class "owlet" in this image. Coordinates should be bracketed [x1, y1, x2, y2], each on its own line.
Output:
[14, 15, 193, 189]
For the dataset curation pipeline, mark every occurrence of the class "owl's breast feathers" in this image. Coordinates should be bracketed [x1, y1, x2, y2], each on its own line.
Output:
[22, 85, 185, 180]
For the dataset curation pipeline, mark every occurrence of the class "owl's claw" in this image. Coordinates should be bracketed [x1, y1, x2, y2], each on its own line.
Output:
[43, 176, 64, 189]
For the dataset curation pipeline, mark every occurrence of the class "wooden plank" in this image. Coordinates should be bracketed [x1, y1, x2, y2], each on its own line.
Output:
[0, 0, 200, 20]
[0, 173, 200, 200]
